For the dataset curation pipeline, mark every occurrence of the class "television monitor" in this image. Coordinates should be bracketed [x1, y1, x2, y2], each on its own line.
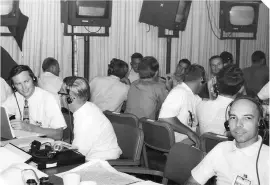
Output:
[139, 0, 192, 31]
[61, 0, 112, 27]
[219, 1, 260, 33]
[0, 0, 20, 26]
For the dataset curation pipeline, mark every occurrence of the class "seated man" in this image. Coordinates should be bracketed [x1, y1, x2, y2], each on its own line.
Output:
[159, 64, 206, 147]
[2, 65, 66, 140]
[172, 59, 191, 86]
[207, 55, 224, 100]
[185, 96, 269, 185]
[59, 76, 122, 160]
[38, 57, 63, 107]
[125, 56, 168, 120]
[243, 50, 269, 97]
[197, 65, 245, 136]
[127, 52, 143, 83]
[90, 58, 130, 112]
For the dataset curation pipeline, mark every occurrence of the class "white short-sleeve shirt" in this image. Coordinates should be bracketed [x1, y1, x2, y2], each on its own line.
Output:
[0, 77, 12, 104]
[257, 82, 269, 100]
[2, 87, 66, 129]
[38, 72, 63, 107]
[158, 83, 202, 142]
[197, 95, 233, 136]
[192, 137, 269, 185]
[72, 102, 122, 161]
[90, 75, 129, 112]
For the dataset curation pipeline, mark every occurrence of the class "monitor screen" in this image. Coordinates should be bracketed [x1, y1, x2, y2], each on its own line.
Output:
[76, 0, 107, 17]
[0, 0, 14, 16]
[229, 6, 254, 26]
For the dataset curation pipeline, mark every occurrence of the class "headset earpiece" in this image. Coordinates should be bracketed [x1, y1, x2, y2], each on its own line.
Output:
[65, 77, 77, 104]
[224, 120, 230, 131]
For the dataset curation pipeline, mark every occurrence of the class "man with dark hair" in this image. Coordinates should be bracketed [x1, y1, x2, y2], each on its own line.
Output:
[208, 55, 224, 99]
[220, 51, 233, 66]
[59, 76, 122, 160]
[197, 64, 245, 135]
[38, 57, 63, 107]
[186, 96, 269, 185]
[243, 50, 269, 97]
[90, 58, 130, 112]
[170, 59, 191, 87]
[2, 65, 66, 140]
[127, 52, 143, 83]
[159, 64, 206, 147]
[125, 56, 168, 120]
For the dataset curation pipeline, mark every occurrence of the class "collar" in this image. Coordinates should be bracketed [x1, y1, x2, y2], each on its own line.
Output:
[43, 72, 56, 77]
[178, 82, 193, 94]
[216, 95, 233, 102]
[73, 102, 87, 117]
[231, 136, 262, 156]
[109, 75, 120, 81]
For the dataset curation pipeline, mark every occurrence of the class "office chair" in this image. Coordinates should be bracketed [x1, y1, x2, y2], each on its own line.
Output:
[115, 142, 205, 185]
[108, 121, 144, 166]
[139, 118, 175, 171]
[104, 110, 140, 128]
[200, 132, 229, 153]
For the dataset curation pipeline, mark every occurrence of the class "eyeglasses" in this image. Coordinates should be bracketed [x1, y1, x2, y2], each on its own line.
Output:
[58, 92, 69, 96]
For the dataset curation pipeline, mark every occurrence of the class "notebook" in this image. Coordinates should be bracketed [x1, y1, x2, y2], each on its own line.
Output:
[1, 107, 44, 139]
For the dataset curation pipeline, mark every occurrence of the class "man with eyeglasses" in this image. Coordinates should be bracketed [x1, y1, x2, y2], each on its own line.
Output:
[159, 64, 206, 147]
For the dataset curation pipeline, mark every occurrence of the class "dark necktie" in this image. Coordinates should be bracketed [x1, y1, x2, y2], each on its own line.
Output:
[23, 99, 29, 122]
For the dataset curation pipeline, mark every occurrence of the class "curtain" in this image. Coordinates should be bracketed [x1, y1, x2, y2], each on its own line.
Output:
[0, 0, 269, 81]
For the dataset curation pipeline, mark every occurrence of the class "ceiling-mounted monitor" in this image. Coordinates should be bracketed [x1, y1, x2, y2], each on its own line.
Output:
[61, 0, 112, 27]
[139, 0, 192, 31]
[219, 1, 260, 33]
[0, 0, 20, 26]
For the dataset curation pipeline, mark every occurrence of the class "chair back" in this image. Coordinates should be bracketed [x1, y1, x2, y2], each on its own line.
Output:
[140, 118, 175, 152]
[61, 107, 73, 144]
[163, 143, 205, 184]
[110, 121, 144, 165]
[104, 110, 140, 128]
[200, 132, 228, 153]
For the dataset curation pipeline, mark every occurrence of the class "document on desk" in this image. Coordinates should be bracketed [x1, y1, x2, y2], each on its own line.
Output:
[56, 160, 142, 185]
[0, 144, 32, 172]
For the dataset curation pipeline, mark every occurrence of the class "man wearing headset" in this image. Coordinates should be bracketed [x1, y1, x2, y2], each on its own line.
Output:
[159, 64, 206, 147]
[2, 65, 66, 140]
[59, 76, 122, 160]
[185, 96, 269, 185]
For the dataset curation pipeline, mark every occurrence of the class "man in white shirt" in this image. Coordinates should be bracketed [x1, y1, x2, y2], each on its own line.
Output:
[38, 57, 63, 107]
[257, 81, 269, 101]
[127, 53, 143, 83]
[185, 96, 269, 185]
[207, 56, 224, 100]
[90, 58, 130, 112]
[0, 77, 12, 103]
[159, 64, 206, 147]
[2, 65, 66, 140]
[59, 76, 122, 160]
[197, 65, 245, 136]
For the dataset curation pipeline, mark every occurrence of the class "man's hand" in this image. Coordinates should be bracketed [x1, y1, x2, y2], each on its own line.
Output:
[10, 120, 31, 131]
[120, 77, 131, 85]
[187, 131, 200, 148]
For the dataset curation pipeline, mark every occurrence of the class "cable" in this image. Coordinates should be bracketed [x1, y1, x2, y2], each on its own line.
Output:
[14, 92, 22, 120]
[205, 0, 220, 39]
[256, 120, 267, 185]
[84, 26, 102, 33]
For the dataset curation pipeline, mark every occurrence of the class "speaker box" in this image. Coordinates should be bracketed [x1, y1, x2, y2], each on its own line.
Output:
[139, 0, 192, 31]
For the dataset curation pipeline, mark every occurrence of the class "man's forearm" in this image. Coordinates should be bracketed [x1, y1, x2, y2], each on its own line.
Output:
[159, 117, 195, 135]
[29, 125, 63, 140]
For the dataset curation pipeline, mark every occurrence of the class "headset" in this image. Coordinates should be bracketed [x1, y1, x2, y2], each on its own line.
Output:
[65, 76, 77, 104]
[224, 96, 265, 131]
